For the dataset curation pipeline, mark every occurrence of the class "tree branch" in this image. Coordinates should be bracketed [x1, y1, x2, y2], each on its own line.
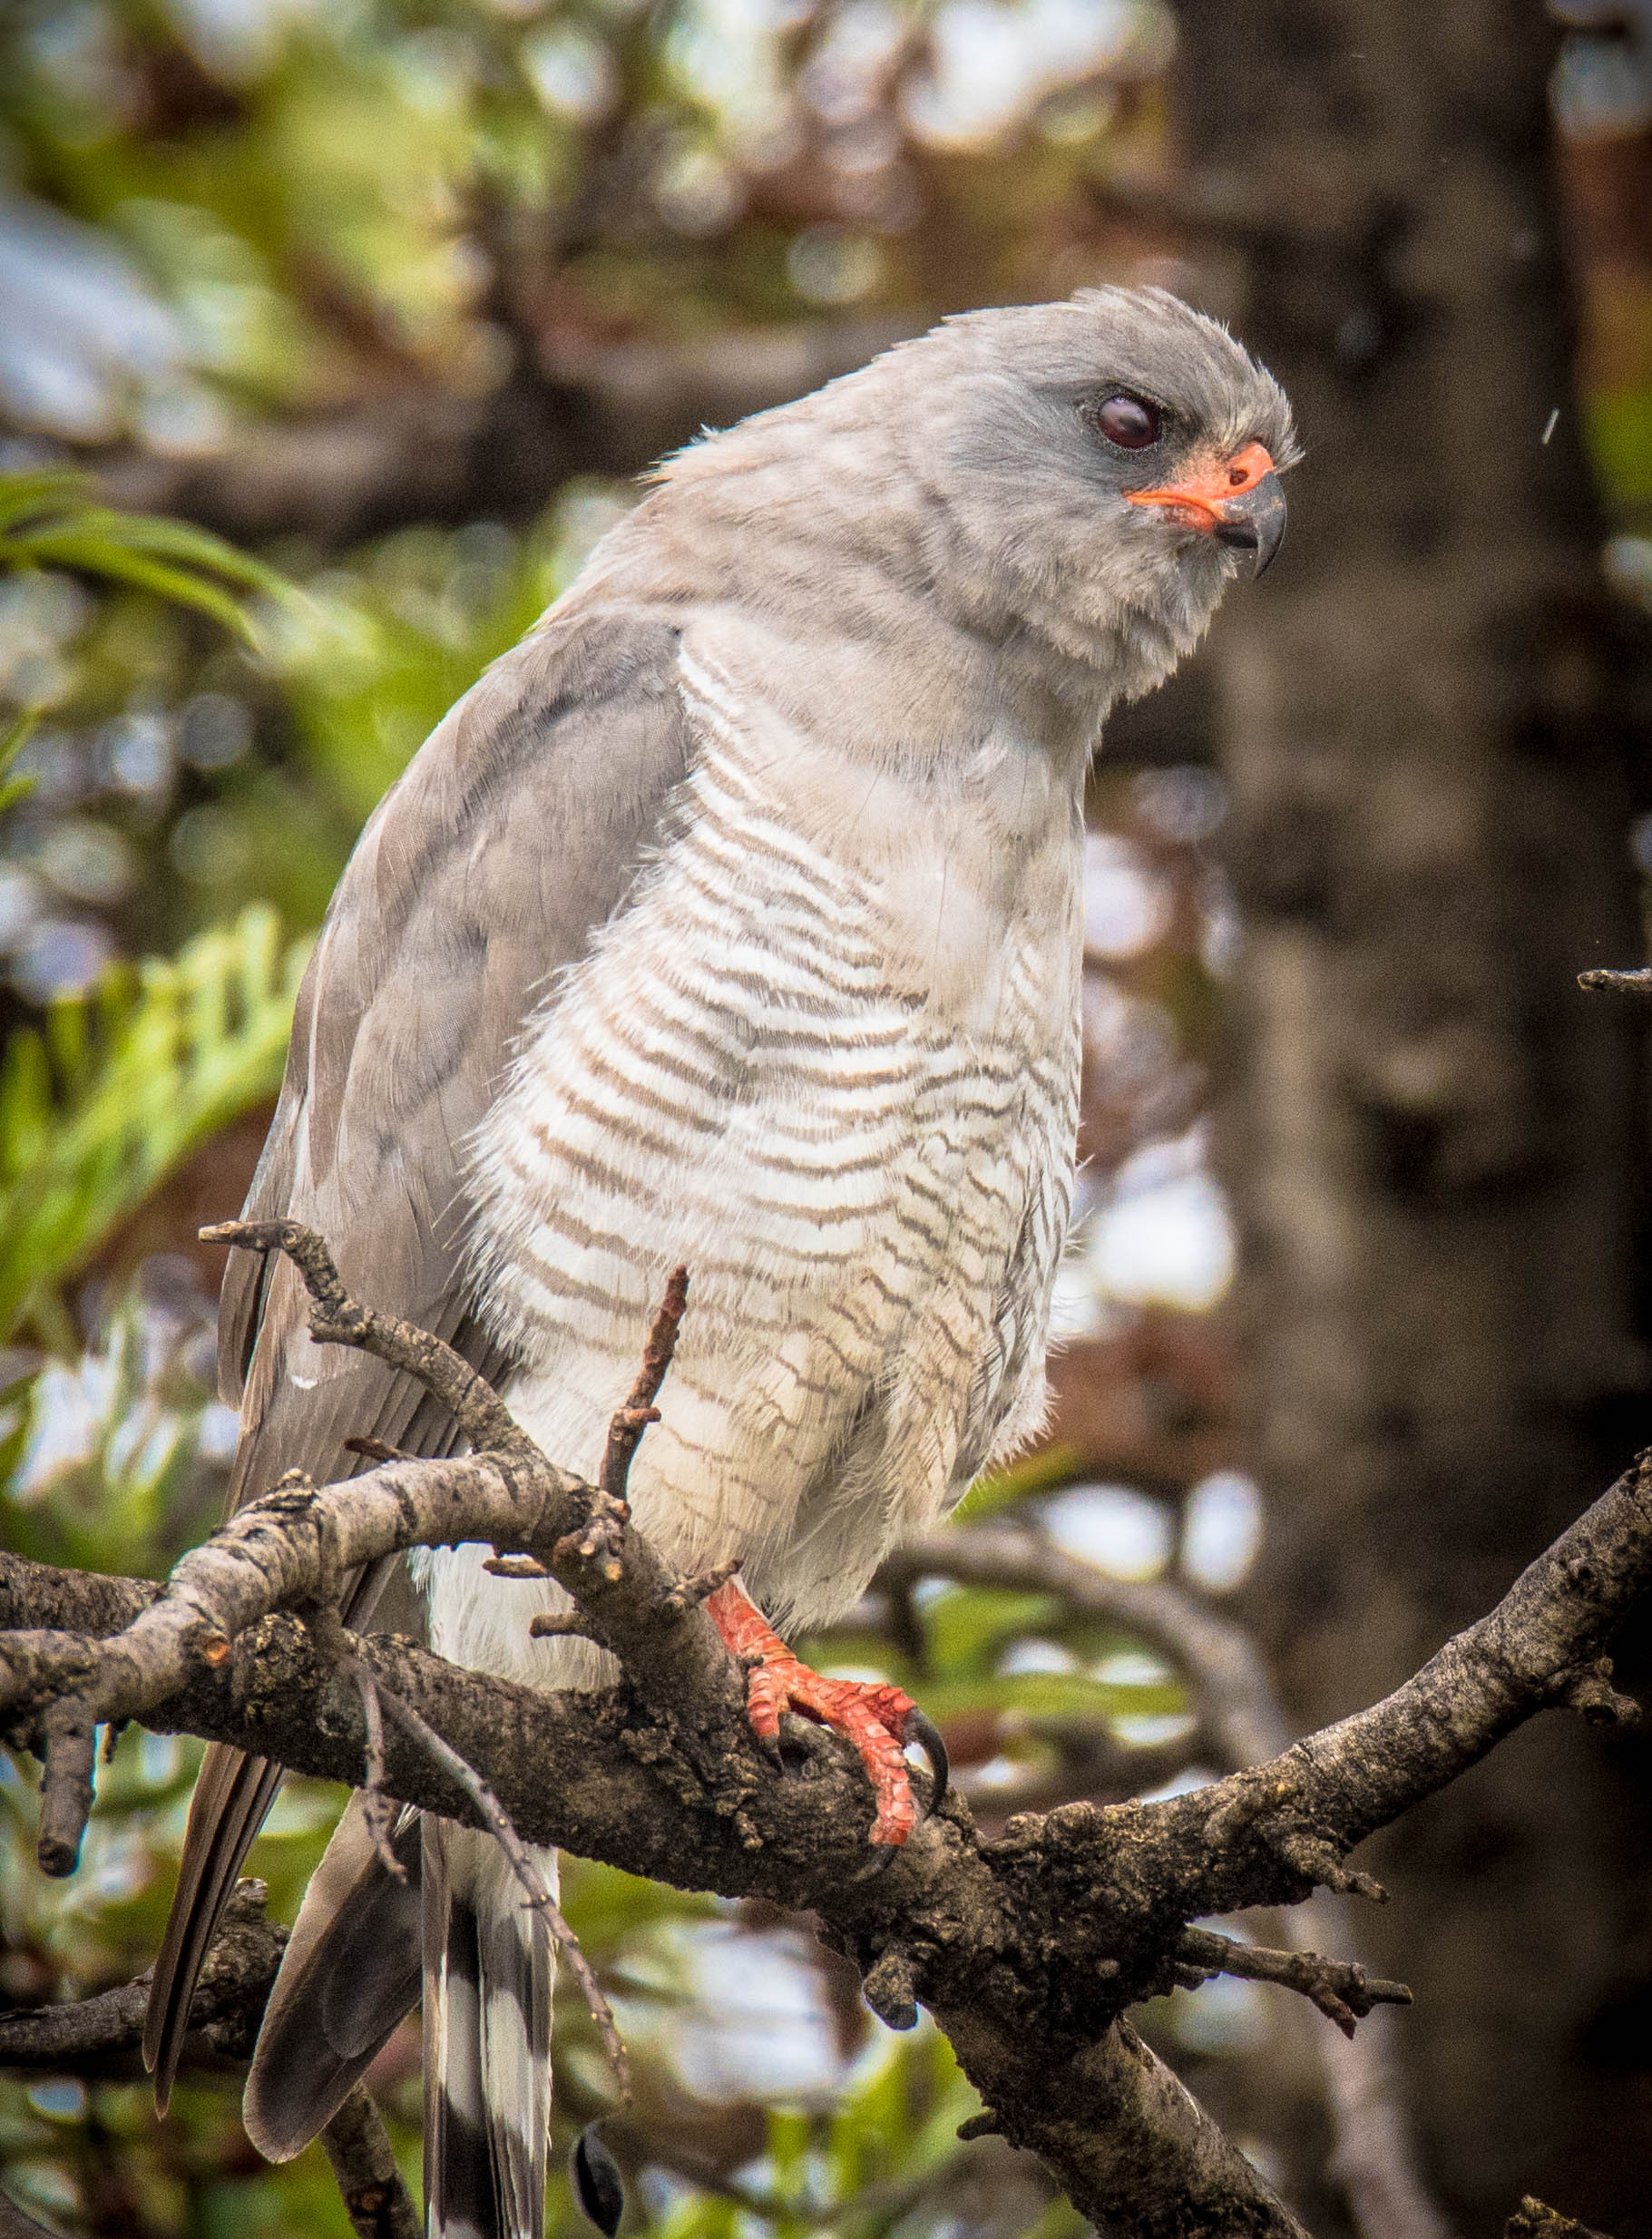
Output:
[0, 1226, 1647, 2235]
[1109, 1452, 1649, 1929]
[880, 1521, 1288, 1772]
[0, 1876, 285, 2078]
[1505, 2201, 1615, 2239]
[319, 2086, 420, 2239]
[1173, 1927, 1411, 2039]
[86, 320, 918, 550]
[882, 1521, 1454, 2239]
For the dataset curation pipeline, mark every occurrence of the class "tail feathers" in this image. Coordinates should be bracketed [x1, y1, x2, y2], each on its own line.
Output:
[423, 1819, 555, 2239]
[147, 1555, 407, 2115]
[242, 1792, 423, 2162]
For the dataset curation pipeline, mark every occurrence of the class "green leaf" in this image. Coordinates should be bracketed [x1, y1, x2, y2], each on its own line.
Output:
[0, 904, 309, 1342]
[0, 468, 299, 647]
[0, 707, 40, 815]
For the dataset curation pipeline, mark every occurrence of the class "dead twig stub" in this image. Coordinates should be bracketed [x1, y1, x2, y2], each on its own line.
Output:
[1175, 1927, 1411, 2039]
[599, 1266, 689, 1501]
[1578, 966, 1652, 997]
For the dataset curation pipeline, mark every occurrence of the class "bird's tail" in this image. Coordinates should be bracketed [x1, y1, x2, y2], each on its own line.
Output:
[423, 1817, 556, 2239]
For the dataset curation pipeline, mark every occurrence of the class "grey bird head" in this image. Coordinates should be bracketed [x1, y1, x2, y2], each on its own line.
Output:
[606, 287, 1297, 741]
[875, 287, 1299, 696]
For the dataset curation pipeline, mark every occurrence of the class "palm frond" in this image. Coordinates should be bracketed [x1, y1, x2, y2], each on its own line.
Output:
[0, 905, 309, 1341]
[0, 467, 296, 644]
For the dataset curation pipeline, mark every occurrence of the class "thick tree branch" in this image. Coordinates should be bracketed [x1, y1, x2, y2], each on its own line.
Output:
[882, 1521, 1456, 2239]
[0, 1877, 285, 2078]
[1103, 1453, 1650, 1928]
[0, 1227, 1647, 2235]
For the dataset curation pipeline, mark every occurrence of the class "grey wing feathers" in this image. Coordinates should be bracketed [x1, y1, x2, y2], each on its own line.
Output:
[144, 602, 693, 2108]
[242, 1794, 425, 2161]
[219, 601, 695, 1488]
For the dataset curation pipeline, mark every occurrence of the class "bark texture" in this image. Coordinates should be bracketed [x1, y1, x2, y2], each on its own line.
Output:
[1168, 3, 1652, 2229]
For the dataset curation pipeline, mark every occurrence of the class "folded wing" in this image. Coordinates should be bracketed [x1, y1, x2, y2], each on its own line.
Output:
[143, 601, 693, 2126]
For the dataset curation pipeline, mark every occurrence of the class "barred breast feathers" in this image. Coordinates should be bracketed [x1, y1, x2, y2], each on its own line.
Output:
[462, 630, 1083, 1650]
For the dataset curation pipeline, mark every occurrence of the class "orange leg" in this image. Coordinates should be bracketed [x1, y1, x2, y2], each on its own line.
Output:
[705, 1582, 945, 1846]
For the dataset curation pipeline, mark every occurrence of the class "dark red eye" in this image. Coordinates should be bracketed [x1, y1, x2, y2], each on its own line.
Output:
[1093, 394, 1161, 449]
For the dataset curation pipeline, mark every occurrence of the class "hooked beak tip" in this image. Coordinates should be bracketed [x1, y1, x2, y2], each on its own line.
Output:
[1213, 471, 1288, 576]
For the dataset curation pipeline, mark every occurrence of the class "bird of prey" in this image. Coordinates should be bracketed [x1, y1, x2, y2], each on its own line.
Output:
[143, 287, 1294, 2239]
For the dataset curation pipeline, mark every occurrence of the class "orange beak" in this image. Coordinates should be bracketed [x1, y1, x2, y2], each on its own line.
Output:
[1125, 440, 1287, 573]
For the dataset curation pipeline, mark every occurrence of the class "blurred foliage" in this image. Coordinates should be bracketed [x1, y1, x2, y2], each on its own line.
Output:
[240, 491, 627, 927]
[0, 469, 289, 644]
[0, 904, 308, 1347]
[0, 0, 1177, 440]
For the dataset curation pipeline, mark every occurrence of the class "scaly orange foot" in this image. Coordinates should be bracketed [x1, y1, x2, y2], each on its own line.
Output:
[706, 1581, 946, 1846]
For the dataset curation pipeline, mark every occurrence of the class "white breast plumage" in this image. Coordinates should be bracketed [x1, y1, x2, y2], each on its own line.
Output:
[464, 641, 1082, 1644]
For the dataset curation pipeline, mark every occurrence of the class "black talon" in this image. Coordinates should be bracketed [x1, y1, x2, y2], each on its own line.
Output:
[572, 2123, 625, 2237]
[903, 1706, 949, 1814]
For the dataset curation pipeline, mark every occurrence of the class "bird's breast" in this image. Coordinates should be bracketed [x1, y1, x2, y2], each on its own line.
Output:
[462, 647, 1082, 1631]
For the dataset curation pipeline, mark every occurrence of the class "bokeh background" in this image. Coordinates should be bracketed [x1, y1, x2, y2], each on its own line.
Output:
[1, 0, 1650, 2234]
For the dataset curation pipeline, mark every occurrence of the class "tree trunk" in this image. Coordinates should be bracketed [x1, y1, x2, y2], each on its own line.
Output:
[1168, 2, 1652, 2230]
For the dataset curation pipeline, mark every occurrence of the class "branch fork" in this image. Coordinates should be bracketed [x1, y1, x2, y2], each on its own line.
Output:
[4, 1228, 1652, 2239]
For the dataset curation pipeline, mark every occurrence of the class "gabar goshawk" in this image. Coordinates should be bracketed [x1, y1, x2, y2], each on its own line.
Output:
[144, 286, 1295, 2239]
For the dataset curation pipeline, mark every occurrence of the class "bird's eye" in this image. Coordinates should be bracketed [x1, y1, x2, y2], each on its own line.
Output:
[1092, 394, 1161, 449]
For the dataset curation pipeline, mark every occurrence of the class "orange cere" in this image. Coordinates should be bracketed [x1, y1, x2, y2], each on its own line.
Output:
[1125, 440, 1276, 529]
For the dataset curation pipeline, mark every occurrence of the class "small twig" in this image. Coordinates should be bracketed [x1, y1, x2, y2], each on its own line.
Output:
[365, 1667, 630, 2102]
[1276, 1833, 1388, 1905]
[36, 1699, 96, 1878]
[1578, 966, 1652, 996]
[368, 1672, 547, 1902]
[202, 1221, 532, 1460]
[1557, 1655, 1640, 1727]
[345, 1437, 413, 1467]
[1197, 1772, 1386, 1898]
[353, 1663, 406, 1885]
[319, 2083, 420, 2239]
[1177, 1927, 1411, 2039]
[484, 1554, 552, 1579]
[526, 1609, 601, 1639]
[599, 1266, 689, 1501]
[662, 1558, 741, 1616]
